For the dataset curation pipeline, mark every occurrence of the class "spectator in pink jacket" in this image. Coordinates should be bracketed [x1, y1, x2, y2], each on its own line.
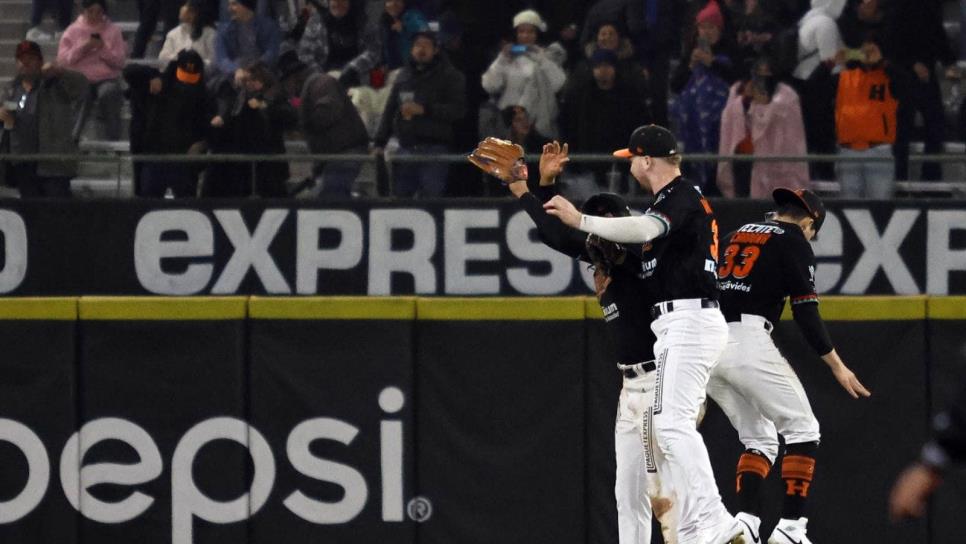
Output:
[57, 0, 127, 140]
[717, 56, 809, 198]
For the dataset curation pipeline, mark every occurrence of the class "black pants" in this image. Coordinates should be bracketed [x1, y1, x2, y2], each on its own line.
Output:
[140, 163, 198, 198]
[895, 69, 946, 181]
[794, 71, 837, 180]
[132, 0, 180, 58]
[9, 163, 71, 198]
[30, 0, 72, 28]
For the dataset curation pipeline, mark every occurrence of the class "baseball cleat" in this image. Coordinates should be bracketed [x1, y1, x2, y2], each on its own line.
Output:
[767, 517, 813, 544]
[735, 512, 762, 543]
[707, 517, 747, 544]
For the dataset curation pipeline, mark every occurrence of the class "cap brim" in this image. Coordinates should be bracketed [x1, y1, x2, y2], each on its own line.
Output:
[612, 149, 634, 158]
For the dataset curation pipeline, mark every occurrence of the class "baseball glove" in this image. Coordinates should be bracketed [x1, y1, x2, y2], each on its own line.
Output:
[468, 137, 528, 184]
[585, 234, 627, 275]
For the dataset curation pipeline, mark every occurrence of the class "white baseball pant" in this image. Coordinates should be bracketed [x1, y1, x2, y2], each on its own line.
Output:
[707, 314, 820, 457]
[650, 305, 731, 544]
[616, 368, 679, 544]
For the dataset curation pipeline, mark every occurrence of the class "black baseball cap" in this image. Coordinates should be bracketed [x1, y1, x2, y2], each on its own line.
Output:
[773, 187, 826, 233]
[582, 193, 631, 217]
[613, 124, 678, 159]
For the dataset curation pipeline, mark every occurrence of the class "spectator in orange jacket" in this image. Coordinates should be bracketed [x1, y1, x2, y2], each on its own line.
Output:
[834, 34, 904, 199]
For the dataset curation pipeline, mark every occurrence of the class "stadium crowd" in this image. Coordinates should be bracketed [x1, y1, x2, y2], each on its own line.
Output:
[2, 0, 964, 198]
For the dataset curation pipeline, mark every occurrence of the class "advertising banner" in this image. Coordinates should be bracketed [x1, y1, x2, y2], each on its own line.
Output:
[414, 298, 587, 544]
[75, 297, 249, 544]
[0, 299, 78, 544]
[247, 297, 417, 544]
[1, 199, 965, 296]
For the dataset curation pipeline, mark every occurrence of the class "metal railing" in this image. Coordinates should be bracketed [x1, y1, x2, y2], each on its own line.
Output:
[2, 151, 966, 197]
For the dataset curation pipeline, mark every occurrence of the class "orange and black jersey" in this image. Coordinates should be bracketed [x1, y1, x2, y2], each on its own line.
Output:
[718, 219, 833, 355]
[519, 188, 656, 364]
[640, 176, 720, 303]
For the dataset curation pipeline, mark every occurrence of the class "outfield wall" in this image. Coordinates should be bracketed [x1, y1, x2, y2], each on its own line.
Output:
[0, 296, 962, 543]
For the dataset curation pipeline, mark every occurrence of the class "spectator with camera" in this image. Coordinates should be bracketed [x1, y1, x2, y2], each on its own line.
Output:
[277, 50, 369, 198]
[57, 0, 127, 141]
[1, 40, 87, 197]
[481, 9, 567, 139]
[833, 34, 904, 198]
[717, 54, 808, 198]
[670, 0, 736, 194]
[374, 30, 466, 198]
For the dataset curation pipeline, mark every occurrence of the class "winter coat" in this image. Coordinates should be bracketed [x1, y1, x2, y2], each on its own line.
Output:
[717, 81, 809, 198]
[297, 9, 380, 79]
[1, 68, 88, 180]
[375, 56, 465, 148]
[793, 0, 845, 80]
[481, 45, 566, 138]
[214, 15, 281, 75]
[297, 68, 369, 154]
[57, 15, 127, 83]
[159, 24, 217, 69]
[123, 63, 211, 155]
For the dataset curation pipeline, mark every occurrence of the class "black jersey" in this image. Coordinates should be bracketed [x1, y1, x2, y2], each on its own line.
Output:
[639, 176, 720, 303]
[718, 220, 818, 325]
[521, 190, 655, 364]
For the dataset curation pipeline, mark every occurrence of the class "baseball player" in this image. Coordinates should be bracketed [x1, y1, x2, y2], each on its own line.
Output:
[543, 124, 745, 544]
[709, 188, 871, 544]
[467, 137, 678, 543]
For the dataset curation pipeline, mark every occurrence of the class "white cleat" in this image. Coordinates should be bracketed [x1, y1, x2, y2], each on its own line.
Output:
[735, 512, 762, 544]
[707, 517, 747, 544]
[767, 517, 813, 544]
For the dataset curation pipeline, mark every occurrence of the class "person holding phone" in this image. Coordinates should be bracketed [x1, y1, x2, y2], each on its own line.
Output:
[717, 55, 809, 198]
[57, 0, 127, 140]
[669, 0, 737, 195]
[481, 9, 566, 139]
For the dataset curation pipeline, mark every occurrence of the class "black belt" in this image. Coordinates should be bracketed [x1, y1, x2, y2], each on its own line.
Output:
[650, 298, 719, 319]
[620, 361, 657, 379]
[726, 313, 774, 333]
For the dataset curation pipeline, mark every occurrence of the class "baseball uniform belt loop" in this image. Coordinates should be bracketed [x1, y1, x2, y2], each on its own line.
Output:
[650, 298, 719, 319]
[618, 361, 657, 379]
[731, 313, 774, 333]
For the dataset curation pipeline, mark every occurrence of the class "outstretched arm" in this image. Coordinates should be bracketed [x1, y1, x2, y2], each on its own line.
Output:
[543, 196, 667, 243]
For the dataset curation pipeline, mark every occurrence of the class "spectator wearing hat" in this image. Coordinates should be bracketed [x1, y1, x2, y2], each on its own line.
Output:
[481, 9, 567, 139]
[214, 0, 280, 82]
[574, 21, 650, 104]
[374, 30, 466, 198]
[1, 41, 87, 197]
[57, 0, 127, 141]
[561, 47, 651, 189]
[277, 50, 370, 198]
[158, 0, 218, 69]
[124, 49, 211, 198]
[580, 0, 686, 127]
[717, 55, 809, 198]
[670, 0, 736, 194]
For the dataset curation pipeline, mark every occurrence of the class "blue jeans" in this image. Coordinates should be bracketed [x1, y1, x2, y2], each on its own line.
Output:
[314, 146, 366, 198]
[392, 144, 449, 198]
[837, 145, 895, 199]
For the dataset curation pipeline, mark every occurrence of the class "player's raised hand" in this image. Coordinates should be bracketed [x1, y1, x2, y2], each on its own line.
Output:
[539, 141, 569, 186]
[543, 195, 582, 228]
[831, 363, 871, 399]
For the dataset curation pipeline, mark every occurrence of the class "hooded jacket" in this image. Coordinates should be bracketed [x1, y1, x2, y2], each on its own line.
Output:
[296, 68, 369, 153]
[57, 15, 127, 82]
[375, 55, 466, 148]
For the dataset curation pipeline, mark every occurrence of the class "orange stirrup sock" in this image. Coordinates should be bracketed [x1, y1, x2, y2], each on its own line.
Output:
[736, 449, 771, 515]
